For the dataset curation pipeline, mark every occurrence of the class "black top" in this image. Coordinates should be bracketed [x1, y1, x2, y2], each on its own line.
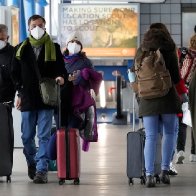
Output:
[0, 43, 16, 103]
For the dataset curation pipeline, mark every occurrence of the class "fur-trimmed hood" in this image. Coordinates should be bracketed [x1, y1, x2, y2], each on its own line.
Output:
[141, 28, 176, 52]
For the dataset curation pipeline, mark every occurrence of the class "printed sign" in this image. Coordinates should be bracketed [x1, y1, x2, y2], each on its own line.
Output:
[58, 4, 139, 58]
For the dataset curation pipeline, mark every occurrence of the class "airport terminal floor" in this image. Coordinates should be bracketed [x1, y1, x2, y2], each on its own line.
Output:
[1, 124, 196, 196]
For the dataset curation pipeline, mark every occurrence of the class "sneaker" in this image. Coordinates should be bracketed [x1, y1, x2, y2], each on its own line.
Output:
[189, 154, 196, 162]
[169, 162, 178, 176]
[146, 175, 155, 188]
[28, 164, 36, 180]
[33, 172, 48, 184]
[161, 170, 170, 184]
[175, 150, 185, 164]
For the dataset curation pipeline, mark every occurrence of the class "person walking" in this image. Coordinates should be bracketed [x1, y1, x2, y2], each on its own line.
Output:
[132, 23, 181, 187]
[60, 34, 102, 150]
[0, 24, 16, 180]
[176, 26, 196, 163]
[175, 46, 196, 164]
[11, 15, 66, 184]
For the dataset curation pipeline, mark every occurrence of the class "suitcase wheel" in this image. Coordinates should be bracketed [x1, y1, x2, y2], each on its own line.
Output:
[7, 175, 11, 183]
[59, 179, 65, 185]
[140, 177, 146, 185]
[128, 178, 134, 185]
[73, 178, 80, 185]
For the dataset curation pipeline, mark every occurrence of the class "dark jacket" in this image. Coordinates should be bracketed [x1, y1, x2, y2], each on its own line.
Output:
[189, 68, 196, 142]
[134, 29, 181, 117]
[11, 39, 67, 111]
[0, 43, 15, 103]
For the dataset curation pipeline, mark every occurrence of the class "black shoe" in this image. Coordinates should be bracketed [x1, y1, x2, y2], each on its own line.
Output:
[33, 172, 48, 184]
[146, 175, 155, 188]
[161, 170, 170, 184]
[168, 169, 178, 176]
[28, 164, 36, 180]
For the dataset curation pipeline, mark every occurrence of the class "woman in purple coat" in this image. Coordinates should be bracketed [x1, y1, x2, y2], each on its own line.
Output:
[60, 35, 102, 150]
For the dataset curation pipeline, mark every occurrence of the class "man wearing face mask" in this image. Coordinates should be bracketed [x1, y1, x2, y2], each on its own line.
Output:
[0, 24, 15, 106]
[11, 15, 67, 184]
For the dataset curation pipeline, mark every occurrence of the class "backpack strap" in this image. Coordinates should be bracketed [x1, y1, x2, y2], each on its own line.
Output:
[134, 50, 146, 72]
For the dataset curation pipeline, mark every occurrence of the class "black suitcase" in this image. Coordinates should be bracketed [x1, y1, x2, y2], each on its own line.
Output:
[0, 103, 14, 182]
[126, 93, 161, 185]
[127, 128, 146, 185]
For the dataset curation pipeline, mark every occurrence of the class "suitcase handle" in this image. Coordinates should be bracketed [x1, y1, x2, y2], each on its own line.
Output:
[132, 92, 143, 131]
[132, 92, 136, 131]
[56, 81, 61, 130]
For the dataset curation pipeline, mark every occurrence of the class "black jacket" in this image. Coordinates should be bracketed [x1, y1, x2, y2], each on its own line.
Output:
[0, 43, 16, 103]
[11, 39, 67, 111]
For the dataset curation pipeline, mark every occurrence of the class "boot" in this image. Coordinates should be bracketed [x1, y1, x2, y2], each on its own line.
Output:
[161, 170, 170, 184]
[146, 175, 155, 188]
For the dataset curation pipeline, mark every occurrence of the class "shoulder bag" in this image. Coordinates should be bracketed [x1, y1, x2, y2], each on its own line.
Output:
[34, 63, 58, 106]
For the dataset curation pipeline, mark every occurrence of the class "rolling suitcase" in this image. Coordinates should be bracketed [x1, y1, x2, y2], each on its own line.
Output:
[0, 102, 14, 182]
[57, 128, 80, 185]
[56, 83, 80, 185]
[127, 93, 161, 185]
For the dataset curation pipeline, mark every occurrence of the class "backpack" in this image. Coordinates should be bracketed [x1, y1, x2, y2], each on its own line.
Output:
[133, 49, 172, 99]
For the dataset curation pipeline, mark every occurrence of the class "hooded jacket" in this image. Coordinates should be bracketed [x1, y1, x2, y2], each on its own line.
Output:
[0, 43, 15, 103]
[134, 28, 181, 117]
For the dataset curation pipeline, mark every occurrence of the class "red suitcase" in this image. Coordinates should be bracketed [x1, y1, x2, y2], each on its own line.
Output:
[57, 127, 80, 185]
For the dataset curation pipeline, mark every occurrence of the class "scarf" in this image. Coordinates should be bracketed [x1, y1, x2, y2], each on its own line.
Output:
[64, 54, 93, 74]
[64, 54, 80, 64]
[16, 33, 56, 61]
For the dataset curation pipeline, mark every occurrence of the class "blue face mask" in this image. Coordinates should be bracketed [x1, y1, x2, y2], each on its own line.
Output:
[127, 69, 136, 83]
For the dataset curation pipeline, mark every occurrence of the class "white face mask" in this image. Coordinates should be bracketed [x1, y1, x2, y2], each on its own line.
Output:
[0, 40, 6, 49]
[30, 26, 45, 40]
[67, 42, 81, 54]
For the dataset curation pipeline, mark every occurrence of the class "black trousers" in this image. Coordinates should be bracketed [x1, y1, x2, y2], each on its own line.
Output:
[177, 117, 195, 154]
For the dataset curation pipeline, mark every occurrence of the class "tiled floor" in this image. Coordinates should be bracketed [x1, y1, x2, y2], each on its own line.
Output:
[1, 124, 196, 196]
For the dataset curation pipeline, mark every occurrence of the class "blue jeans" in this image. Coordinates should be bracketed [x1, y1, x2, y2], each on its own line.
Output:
[143, 114, 178, 176]
[21, 110, 54, 172]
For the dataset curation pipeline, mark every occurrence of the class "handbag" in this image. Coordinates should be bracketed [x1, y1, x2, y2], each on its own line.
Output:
[34, 63, 58, 106]
[79, 105, 98, 142]
[182, 102, 192, 127]
[39, 78, 58, 106]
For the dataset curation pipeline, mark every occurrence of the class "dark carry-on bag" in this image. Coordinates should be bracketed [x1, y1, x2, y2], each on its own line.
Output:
[0, 103, 14, 182]
[126, 93, 161, 185]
